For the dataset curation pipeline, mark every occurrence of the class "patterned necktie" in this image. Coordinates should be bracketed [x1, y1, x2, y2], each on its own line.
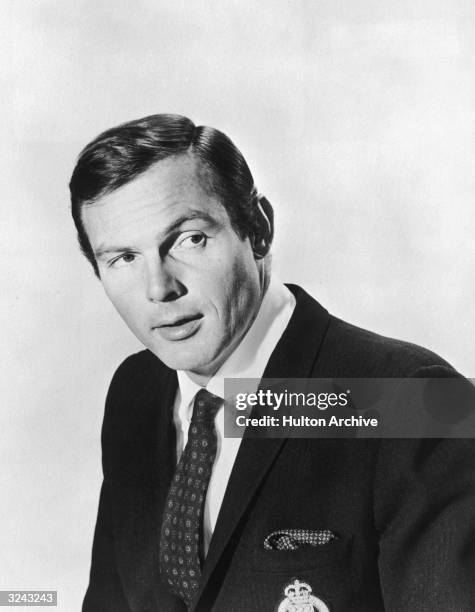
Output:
[159, 388, 222, 606]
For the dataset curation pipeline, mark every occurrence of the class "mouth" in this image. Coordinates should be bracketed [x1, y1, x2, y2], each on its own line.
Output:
[152, 314, 203, 341]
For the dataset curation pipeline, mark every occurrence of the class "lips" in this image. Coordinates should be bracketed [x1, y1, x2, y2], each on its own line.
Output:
[152, 314, 203, 341]
[155, 314, 202, 328]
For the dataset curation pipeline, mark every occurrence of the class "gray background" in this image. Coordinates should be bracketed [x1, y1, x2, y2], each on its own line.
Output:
[2, 1, 474, 609]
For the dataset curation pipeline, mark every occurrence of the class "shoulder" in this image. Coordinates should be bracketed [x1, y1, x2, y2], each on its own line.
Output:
[102, 349, 171, 428]
[319, 314, 456, 377]
[106, 349, 168, 395]
[286, 284, 457, 377]
[101, 350, 175, 476]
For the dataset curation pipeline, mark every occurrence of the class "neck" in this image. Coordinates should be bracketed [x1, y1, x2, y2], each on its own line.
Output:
[185, 265, 270, 387]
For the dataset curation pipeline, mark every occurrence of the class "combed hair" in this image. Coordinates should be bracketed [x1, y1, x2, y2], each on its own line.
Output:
[69, 113, 261, 275]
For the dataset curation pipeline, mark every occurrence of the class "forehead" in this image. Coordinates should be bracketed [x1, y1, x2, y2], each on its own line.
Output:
[81, 154, 228, 244]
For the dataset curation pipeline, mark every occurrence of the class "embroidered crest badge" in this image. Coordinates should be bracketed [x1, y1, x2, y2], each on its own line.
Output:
[277, 578, 330, 612]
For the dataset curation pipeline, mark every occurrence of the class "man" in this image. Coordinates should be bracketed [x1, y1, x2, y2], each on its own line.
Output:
[70, 114, 475, 611]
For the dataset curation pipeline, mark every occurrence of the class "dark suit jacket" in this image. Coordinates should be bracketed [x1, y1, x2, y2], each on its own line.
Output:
[83, 285, 475, 611]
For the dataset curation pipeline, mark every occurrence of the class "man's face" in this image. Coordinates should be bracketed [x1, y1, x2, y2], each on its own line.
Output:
[82, 154, 264, 380]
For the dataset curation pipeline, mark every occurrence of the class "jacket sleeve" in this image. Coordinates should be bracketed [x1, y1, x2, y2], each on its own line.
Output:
[82, 479, 131, 612]
[375, 366, 475, 610]
[82, 356, 141, 612]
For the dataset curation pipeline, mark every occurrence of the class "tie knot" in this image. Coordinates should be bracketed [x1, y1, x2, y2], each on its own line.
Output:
[191, 388, 222, 424]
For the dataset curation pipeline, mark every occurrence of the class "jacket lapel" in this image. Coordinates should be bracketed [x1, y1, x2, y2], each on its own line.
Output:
[144, 365, 183, 608]
[194, 285, 330, 610]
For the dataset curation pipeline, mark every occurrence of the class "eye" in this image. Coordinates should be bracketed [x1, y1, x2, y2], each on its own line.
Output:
[109, 252, 137, 268]
[173, 232, 207, 250]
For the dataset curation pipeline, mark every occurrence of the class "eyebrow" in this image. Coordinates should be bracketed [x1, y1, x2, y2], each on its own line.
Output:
[163, 210, 218, 235]
[93, 210, 219, 259]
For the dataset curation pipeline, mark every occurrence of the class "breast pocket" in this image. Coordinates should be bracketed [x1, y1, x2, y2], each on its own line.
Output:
[230, 536, 355, 611]
[251, 536, 352, 573]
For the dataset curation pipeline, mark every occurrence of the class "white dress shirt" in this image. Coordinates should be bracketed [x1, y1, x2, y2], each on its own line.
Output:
[173, 276, 296, 554]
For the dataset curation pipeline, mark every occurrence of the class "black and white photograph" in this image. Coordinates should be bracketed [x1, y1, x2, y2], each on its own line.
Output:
[2, 2, 475, 610]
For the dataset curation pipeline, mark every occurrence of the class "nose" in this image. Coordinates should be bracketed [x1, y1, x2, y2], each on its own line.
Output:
[145, 257, 185, 303]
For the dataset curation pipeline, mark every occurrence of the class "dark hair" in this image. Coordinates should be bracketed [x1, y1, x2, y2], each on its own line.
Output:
[69, 113, 262, 275]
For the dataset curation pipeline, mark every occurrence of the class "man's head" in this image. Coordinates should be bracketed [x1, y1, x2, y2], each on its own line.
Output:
[69, 114, 274, 382]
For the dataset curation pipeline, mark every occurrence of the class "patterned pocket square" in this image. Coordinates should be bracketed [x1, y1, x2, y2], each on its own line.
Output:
[263, 529, 338, 551]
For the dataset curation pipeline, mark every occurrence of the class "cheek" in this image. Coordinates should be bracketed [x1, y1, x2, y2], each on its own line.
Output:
[103, 281, 124, 310]
[102, 281, 142, 325]
[217, 257, 259, 327]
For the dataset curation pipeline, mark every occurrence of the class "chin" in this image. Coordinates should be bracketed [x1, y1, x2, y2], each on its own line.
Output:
[150, 345, 216, 375]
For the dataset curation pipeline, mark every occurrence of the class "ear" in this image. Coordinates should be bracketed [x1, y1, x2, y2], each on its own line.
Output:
[251, 195, 274, 259]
